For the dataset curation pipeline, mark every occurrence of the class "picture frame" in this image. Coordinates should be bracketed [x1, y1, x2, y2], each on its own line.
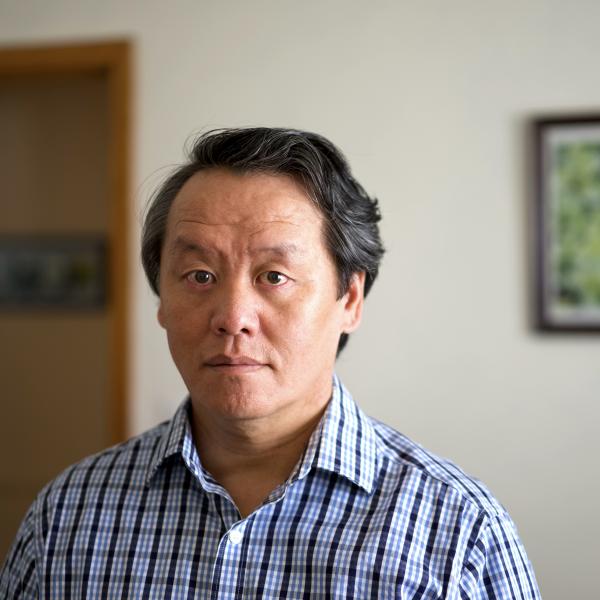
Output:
[534, 114, 600, 331]
[0, 235, 107, 309]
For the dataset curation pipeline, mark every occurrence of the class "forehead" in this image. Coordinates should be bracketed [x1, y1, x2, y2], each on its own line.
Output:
[165, 168, 324, 241]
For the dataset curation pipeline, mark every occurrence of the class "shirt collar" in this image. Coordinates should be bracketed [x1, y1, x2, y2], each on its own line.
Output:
[294, 374, 379, 494]
[145, 400, 203, 486]
[145, 375, 380, 494]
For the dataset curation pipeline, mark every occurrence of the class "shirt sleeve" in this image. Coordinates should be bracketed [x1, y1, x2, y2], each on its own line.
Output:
[459, 513, 542, 600]
[0, 502, 39, 600]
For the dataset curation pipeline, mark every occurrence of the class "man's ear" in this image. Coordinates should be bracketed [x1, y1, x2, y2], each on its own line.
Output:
[157, 301, 166, 329]
[341, 272, 366, 334]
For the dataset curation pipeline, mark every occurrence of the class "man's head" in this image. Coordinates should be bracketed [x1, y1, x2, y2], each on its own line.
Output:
[141, 127, 384, 355]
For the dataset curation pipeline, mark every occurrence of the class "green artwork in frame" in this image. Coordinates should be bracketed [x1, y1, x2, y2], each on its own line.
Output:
[535, 115, 600, 331]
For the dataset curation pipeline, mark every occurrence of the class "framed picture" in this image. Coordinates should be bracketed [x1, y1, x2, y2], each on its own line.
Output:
[534, 115, 600, 331]
[0, 235, 107, 309]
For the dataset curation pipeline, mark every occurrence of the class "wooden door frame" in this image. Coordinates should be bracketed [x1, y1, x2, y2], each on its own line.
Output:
[0, 41, 131, 443]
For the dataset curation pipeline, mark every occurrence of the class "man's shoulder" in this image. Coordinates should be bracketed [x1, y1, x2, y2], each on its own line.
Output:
[37, 418, 171, 505]
[367, 415, 507, 519]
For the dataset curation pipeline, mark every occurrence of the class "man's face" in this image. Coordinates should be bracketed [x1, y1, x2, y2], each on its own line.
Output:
[157, 168, 364, 425]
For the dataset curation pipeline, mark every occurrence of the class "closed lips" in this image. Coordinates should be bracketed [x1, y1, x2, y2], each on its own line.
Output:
[205, 355, 264, 366]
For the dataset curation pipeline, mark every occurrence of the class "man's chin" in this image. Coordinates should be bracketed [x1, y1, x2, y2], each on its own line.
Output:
[190, 380, 281, 422]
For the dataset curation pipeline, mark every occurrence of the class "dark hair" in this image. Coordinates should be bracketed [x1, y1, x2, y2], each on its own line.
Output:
[141, 127, 384, 354]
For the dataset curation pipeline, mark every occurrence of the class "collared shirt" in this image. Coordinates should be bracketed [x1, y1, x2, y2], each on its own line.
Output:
[1, 377, 541, 599]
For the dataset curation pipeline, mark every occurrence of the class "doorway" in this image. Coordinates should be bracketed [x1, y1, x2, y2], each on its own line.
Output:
[0, 41, 130, 559]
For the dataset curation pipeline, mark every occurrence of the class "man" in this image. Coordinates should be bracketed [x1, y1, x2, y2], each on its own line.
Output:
[1, 128, 541, 598]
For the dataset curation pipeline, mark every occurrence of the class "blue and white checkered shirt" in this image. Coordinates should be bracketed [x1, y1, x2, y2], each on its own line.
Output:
[1, 377, 541, 598]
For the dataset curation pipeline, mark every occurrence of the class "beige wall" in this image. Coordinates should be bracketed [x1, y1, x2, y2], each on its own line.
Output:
[2, 1, 599, 597]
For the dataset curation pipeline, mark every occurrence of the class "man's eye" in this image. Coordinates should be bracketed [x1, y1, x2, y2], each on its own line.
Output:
[187, 270, 214, 285]
[260, 271, 289, 286]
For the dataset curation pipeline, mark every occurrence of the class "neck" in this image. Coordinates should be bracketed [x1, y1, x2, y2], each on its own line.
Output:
[190, 385, 331, 517]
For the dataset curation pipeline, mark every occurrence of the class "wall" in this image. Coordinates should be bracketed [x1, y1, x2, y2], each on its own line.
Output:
[1, 1, 599, 597]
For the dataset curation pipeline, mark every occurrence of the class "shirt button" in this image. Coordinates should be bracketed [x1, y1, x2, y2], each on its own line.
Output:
[229, 528, 244, 545]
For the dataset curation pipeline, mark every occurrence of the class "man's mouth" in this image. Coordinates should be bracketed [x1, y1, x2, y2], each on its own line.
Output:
[204, 355, 266, 372]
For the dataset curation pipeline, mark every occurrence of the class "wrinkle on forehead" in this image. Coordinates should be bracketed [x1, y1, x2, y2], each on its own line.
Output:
[167, 235, 305, 261]
[174, 218, 304, 229]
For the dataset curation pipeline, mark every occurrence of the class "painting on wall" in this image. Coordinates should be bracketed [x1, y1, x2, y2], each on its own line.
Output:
[0, 236, 107, 309]
[534, 115, 600, 331]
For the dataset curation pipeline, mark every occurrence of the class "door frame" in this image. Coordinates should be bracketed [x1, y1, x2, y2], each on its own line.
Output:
[0, 41, 131, 443]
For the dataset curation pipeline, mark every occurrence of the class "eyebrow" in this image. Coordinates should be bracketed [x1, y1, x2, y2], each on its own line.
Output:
[168, 236, 302, 259]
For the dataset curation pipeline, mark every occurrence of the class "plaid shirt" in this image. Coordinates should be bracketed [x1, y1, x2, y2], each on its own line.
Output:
[1, 377, 540, 599]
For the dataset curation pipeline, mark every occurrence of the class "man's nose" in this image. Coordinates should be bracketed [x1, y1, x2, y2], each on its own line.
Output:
[209, 280, 259, 337]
